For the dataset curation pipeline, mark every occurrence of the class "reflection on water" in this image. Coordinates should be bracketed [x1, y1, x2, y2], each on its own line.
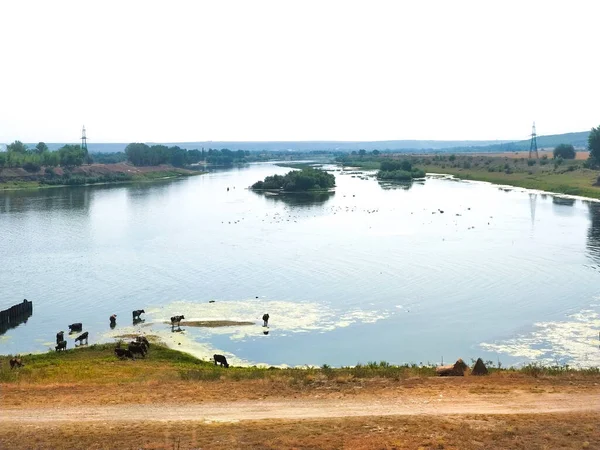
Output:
[377, 180, 414, 191]
[586, 201, 600, 264]
[552, 196, 576, 207]
[254, 190, 335, 206]
[0, 186, 92, 214]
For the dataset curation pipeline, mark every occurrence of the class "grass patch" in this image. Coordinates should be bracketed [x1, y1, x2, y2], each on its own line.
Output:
[2, 344, 599, 385]
[410, 154, 600, 198]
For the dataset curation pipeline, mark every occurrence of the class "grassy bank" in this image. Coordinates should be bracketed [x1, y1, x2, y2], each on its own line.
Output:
[337, 154, 600, 199]
[2, 343, 599, 385]
[0, 164, 204, 191]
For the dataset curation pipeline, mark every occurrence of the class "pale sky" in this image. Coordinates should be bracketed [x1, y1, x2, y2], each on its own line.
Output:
[1, 0, 598, 143]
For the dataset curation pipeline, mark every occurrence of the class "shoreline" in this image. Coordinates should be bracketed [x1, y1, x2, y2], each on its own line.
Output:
[0, 165, 204, 191]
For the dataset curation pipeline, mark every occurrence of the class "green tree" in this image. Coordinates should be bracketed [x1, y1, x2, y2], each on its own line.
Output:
[553, 143, 575, 159]
[7, 140, 28, 153]
[358, 149, 367, 157]
[372, 150, 380, 156]
[588, 126, 600, 167]
[35, 142, 49, 154]
[58, 144, 86, 166]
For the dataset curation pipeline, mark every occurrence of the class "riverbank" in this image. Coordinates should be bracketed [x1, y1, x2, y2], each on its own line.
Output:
[1, 344, 599, 449]
[337, 154, 600, 199]
[0, 163, 203, 191]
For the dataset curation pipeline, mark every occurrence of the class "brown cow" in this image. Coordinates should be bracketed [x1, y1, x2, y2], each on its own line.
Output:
[9, 357, 23, 369]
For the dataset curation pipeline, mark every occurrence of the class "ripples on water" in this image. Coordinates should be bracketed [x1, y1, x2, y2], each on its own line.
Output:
[1, 163, 600, 367]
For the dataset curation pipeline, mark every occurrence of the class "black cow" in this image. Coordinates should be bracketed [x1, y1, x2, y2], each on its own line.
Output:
[114, 348, 134, 359]
[213, 354, 229, 368]
[56, 331, 64, 345]
[9, 357, 23, 369]
[55, 340, 67, 352]
[170, 315, 185, 328]
[128, 342, 146, 358]
[74, 331, 89, 345]
[262, 313, 270, 327]
[135, 336, 150, 348]
[132, 310, 145, 320]
[68, 323, 82, 333]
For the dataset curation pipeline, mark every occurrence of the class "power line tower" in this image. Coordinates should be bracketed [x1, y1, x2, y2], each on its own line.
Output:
[529, 122, 538, 159]
[81, 126, 88, 152]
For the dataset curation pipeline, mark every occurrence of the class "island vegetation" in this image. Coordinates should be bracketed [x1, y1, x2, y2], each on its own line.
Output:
[251, 167, 335, 191]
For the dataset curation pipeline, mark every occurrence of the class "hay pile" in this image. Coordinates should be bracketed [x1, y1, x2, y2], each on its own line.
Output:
[471, 358, 489, 376]
[435, 358, 468, 377]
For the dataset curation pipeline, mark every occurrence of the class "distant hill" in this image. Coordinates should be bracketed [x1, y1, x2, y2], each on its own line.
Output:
[0, 130, 590, 154]
[444, 131, 590, 153]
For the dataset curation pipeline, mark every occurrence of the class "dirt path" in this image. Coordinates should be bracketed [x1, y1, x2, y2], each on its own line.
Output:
[3, 392, 599, 424]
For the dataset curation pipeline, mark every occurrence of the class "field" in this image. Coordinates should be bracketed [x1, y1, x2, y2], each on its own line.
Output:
[478, 150, 590, 160]
[2, 344, 600, 449]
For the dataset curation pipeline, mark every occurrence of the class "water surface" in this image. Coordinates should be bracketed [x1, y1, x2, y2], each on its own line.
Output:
[1, 163, 599, 367]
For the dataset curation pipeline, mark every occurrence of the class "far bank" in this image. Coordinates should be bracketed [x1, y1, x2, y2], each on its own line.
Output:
[0, 163, 204, 191]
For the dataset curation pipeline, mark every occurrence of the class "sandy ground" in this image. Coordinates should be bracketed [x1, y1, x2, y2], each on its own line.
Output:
[2, 392, 599, 424]
[2, 377, 600, 449]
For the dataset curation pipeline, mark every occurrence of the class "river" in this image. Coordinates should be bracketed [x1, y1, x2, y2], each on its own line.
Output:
[1, 162, 599, 367]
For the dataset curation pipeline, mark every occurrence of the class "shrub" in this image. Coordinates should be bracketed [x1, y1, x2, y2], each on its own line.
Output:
[527, 159, 536, 166]
[553, 143, 576, 159]
[22, 162, 41, 172]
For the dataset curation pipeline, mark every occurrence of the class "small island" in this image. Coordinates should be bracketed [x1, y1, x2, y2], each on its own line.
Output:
[376, 160, 425, 181]
[251, 167, 335, 192]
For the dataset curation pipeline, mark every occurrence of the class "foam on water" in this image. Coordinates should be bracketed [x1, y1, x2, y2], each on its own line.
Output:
[481, 307, 600, 367]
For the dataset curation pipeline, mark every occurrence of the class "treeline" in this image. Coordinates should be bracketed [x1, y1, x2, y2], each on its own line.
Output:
[0, 141, 89, 172]
[252, 167, 335, 191]
[125, 143, 250, 167]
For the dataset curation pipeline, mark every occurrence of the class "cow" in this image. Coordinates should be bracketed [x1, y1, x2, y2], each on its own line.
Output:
[114, 348, 134, 360]
[213, 354, 229, 368]
[170, 315, 185, 328]
[9, 357, 23, 369]
[74, 331, 89, 345]
[68, 323, 82, 333]
[135, 336, 150, 348]
[262, 313, 270, 327]
[55, 340, 67, 352]
[436, 359, 468, 377]
[56, 331, 64, 345]
[132, 310, 145, 321]
[128, 342, 146, 358]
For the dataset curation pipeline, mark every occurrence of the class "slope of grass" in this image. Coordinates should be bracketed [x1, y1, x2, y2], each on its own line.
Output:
[2, 344, 599, 386]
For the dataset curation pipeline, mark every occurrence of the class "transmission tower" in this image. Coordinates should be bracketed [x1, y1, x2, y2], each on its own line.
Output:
[81, 126, 88, 152]
[529, 122, 538, 159]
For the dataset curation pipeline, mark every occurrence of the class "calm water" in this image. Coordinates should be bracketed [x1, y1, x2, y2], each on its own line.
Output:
[1, 162, 600, 367]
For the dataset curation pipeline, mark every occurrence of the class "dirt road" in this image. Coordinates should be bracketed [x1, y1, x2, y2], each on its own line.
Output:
[4, 392, 599, 424]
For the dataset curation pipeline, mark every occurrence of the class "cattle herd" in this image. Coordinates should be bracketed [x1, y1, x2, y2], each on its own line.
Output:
[6, 308, 271, 369]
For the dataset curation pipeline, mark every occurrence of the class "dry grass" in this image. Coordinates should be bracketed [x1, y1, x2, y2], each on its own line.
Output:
[477, 150, 590, 160]
[2, 413, 599, 449]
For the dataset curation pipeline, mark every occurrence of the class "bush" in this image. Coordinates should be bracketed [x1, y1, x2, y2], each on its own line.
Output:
[553, 144, 575, 159]
[449, 154, 456, 161]
[22, 162, 40, 172]
[527, 159, 536, 166]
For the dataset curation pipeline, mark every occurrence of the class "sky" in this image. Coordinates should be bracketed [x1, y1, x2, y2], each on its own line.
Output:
[1, 0, 598, 143]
